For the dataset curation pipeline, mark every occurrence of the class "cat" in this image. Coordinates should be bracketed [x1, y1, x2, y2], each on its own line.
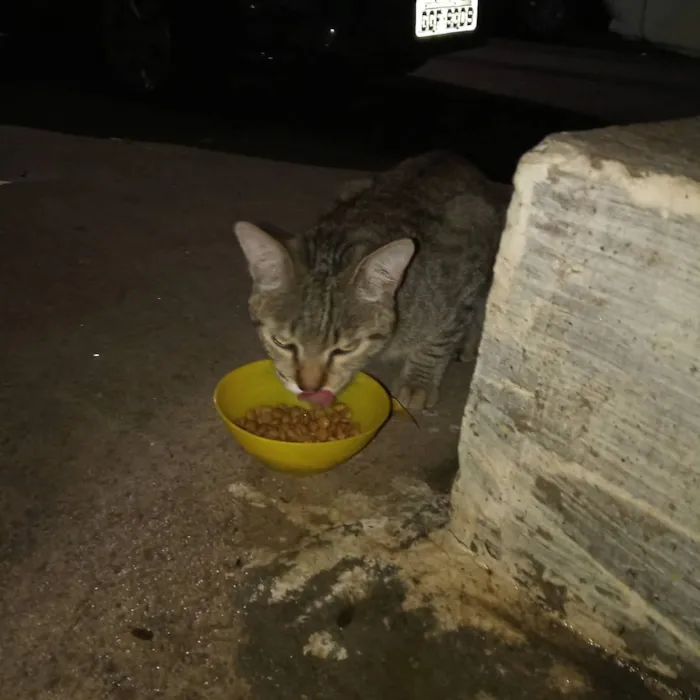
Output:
[234, 150, 512, 410]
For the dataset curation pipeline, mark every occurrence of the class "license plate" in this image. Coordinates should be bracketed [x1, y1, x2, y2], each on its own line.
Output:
[415, 0, 478, 38]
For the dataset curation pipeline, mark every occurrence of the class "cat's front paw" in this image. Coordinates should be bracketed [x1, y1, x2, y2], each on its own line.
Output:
[394, 383, 439, 412]
[456, 347, 478, 364]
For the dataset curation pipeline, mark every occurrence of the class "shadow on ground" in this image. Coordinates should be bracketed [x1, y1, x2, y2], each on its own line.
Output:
[0, 54, 603, 182]
[238, 562, 659, 700]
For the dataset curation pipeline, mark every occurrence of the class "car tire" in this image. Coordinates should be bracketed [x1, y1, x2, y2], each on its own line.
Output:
[100, 0, 178, 94]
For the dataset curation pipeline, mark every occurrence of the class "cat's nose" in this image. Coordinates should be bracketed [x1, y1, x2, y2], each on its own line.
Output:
[296, 362, 326, 392]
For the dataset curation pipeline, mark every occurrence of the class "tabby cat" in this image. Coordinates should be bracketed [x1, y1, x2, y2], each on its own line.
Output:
[234, 150, 511, 410]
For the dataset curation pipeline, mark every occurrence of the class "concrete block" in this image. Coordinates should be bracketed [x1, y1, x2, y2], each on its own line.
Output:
[452, 117, 700, 687]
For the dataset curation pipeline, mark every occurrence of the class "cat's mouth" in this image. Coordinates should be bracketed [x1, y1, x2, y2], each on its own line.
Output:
[298, 390, 335, 407]
[274, 368, 336, 406]
[275, 367, 335, 407]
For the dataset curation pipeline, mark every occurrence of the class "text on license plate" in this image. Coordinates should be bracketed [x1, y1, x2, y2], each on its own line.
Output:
[415, 0, 478, 38]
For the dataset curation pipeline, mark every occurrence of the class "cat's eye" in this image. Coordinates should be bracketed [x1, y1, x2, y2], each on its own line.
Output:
[330, 342, 360, 357]
[271, 335, 297, 351]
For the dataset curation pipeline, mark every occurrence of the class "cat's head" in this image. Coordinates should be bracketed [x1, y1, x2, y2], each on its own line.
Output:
[234, 221, 415, 400]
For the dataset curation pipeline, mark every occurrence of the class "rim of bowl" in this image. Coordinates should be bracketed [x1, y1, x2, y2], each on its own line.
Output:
[213, 371, 391, 446]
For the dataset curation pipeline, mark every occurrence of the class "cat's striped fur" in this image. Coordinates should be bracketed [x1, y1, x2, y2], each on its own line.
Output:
[234, 150, 511, 410]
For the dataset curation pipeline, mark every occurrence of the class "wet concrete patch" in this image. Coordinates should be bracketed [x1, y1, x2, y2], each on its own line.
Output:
[234, 555, 668, 700]
[223, 478, 676, 700]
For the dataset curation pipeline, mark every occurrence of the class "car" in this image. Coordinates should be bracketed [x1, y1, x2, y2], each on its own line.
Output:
[0, 0, 489, 94]
[492, 0, 610, 41]
[493, 0, 700, 57]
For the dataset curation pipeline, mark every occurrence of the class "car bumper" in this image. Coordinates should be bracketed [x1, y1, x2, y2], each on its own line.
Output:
[216, 0, 488, 73]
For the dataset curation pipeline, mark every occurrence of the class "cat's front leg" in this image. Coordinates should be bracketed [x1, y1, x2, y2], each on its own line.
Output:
[392, 345, 454, 411]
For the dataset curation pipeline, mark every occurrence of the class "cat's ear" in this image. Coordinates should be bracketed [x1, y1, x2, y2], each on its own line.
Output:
[234, 221, 293, 291]
[351, 238, 415, 302]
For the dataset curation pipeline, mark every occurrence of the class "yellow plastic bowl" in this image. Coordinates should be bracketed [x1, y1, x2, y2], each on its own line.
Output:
[214, 359, 391, 475]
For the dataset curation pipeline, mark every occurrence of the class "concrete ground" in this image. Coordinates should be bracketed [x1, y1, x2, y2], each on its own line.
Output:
[0, 125, 688, 700]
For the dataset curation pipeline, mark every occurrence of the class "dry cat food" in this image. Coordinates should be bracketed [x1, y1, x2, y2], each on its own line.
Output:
[235, 403, 361, 442]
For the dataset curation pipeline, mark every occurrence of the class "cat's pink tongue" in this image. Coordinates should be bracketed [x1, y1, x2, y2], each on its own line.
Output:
[299, 390, 335, 407]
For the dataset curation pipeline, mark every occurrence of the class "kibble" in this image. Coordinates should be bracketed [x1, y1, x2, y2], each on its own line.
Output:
[235, 403, 361, 442]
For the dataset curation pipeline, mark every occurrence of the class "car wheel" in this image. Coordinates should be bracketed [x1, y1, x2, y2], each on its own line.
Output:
[101, 0, 175, 93]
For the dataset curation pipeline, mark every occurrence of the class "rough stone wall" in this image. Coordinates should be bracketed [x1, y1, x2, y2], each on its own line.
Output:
[452, 118, 700, 686]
